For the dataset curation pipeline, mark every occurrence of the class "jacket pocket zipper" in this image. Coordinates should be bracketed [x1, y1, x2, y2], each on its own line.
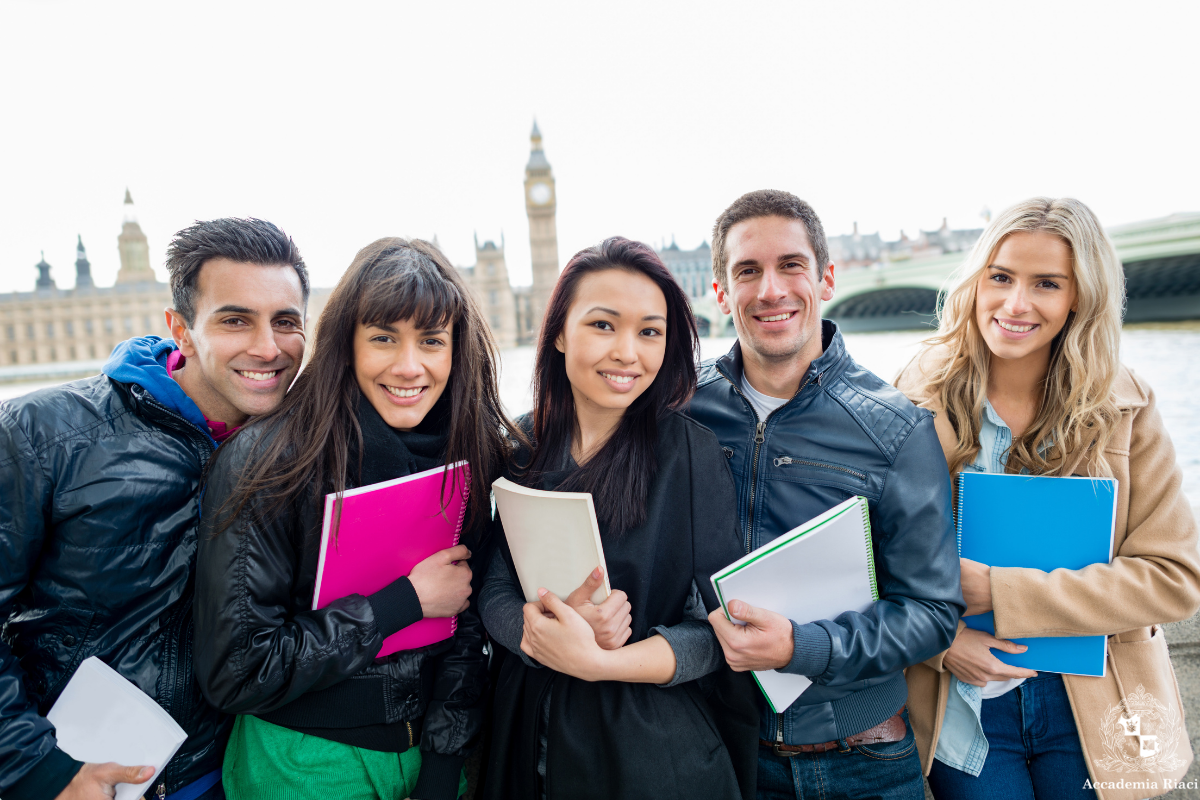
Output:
[407, 720, 414, 749]
[772, 456, 867, 481]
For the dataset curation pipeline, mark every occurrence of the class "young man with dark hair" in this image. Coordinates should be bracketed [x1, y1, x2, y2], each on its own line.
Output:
[688, 190, 964, 799]
[0, 218, 308, 800]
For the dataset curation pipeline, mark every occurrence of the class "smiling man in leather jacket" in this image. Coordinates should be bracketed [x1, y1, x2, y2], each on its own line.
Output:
[0, 219, 309, 800]
[687, 190, 964, 800]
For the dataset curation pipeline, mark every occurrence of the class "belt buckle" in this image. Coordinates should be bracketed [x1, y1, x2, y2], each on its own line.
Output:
[773, 742, 795, 757]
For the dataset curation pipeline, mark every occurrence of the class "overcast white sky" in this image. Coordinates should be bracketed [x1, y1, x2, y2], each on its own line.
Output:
[1, 1, 1197, 294]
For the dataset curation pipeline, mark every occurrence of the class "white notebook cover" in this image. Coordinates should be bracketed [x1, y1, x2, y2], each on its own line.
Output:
[492, 476, 610, 604]
[47, 657, 187, 800]
[711, 496, 878, 713]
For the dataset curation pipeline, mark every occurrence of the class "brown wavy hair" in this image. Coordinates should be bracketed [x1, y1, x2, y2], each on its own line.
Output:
[915, 198, 1124, 477]
[210, 237, 523, 537]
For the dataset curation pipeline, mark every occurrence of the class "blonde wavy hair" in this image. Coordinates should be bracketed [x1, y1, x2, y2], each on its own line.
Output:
[919, 197, 1125, 477]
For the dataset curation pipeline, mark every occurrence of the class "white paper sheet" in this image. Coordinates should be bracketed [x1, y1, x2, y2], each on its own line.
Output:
[47, 657, 187, 800]
[712, 496, 877, 713]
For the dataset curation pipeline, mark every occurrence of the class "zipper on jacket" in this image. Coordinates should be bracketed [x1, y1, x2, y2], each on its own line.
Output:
[718, 368, 819, 554]
[772, 456, 867, 481]
[156, 783, 166, 800]
[407, 721, 414, 749]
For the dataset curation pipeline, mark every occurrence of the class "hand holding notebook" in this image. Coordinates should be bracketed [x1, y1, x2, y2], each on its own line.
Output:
[312, 461, 471, 657]
[710, 496, 879, 713]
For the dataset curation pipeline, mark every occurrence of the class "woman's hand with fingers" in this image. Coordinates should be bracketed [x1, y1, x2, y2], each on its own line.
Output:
[943, 627, 1038, 687]
[564, 567, 632, 650]
[521, 588, 609, 680]
[408, 544, 473, 618]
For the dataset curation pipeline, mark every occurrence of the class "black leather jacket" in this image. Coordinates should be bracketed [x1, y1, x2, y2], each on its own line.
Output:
[686, 322, 964, 746]
[193, 421, 487, 794]
[0, 375, 229, 800]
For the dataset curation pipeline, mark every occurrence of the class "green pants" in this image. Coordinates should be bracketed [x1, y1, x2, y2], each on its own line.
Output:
[222, 715, 467, 800]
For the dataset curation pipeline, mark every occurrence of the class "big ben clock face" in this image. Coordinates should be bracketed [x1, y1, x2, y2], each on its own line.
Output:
[529, 182, 552, 205]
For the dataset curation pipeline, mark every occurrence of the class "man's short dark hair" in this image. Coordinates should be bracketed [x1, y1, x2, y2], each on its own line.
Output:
[165, 218, 309, 326]
[711, 190, 830, 292]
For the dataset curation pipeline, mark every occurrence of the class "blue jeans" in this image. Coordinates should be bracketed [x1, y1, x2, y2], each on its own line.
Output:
[757, 710, 925, 800]
[927, 673, 1096, 800]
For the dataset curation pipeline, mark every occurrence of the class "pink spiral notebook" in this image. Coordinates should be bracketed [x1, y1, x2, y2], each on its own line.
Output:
[311, 461, 471, 658]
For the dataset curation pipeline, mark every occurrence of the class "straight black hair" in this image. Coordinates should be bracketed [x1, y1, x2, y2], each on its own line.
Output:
[528, 237, 699, 537]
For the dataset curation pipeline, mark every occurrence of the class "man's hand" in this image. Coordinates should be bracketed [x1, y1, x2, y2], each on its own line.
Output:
[960, 557, 993, 616]
[708, 600, 795, 672]
[56, 763, 154, 800]
[409, 544, 472, 618]
[564, 567, 631, 650]
[942, 627, 1038, 687]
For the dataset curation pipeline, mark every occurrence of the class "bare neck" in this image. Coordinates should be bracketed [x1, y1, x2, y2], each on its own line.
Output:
[986, 345, 1051, 437]
[739, 336, 823, 401]
[171, 363, 248, 428]
[570, 388, 624, 465]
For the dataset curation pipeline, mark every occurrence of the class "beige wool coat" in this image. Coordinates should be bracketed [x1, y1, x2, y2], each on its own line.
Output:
[896, 356, 1200, 800]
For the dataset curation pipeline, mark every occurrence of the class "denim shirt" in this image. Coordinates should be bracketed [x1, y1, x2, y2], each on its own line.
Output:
[934, 398, 1027, 776]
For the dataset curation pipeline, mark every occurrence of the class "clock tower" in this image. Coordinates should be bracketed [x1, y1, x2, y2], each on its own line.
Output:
[524, 120, 559, 338]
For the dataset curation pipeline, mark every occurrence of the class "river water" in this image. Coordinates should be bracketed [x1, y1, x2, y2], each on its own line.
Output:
[2, 324, 1196, 509]
[498, 324, 1200, 511]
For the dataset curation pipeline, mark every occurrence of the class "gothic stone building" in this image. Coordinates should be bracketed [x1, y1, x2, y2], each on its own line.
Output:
[455, 122, 560, 348]
[1, 191, 173, 367]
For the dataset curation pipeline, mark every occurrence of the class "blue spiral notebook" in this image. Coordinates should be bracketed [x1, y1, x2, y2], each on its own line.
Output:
[957, 471, 1116, 677]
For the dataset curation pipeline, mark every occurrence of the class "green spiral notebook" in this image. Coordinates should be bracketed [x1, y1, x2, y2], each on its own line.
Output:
[710, 495, 879, 713]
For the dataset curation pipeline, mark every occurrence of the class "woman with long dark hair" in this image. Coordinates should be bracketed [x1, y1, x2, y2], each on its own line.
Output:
[480, 237, 758, 800]
[194, 238, 522, 800]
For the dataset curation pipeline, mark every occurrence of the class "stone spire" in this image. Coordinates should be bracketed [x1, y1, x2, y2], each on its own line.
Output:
[116, 189, 156, 284]
[527, 119, 550, 171]
[525, 121, 559, 337]
[35, 251, 56, 290]
[75, 234, 94, 289]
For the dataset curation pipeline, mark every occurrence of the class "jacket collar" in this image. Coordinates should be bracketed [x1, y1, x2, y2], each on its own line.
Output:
[713, 319, 849, 392]
[102, 335, 215, 444]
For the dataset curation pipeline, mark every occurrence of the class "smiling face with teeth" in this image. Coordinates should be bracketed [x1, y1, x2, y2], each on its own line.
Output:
[353, 317, 454, 431]
[554, 268, 667, 449]
[166, 257, 307, 427]
[715, 216, 835, 398]
[975, 230, 1078, 370]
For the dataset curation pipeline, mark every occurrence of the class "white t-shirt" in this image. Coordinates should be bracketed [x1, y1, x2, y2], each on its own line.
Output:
[740, 372, 789, 420]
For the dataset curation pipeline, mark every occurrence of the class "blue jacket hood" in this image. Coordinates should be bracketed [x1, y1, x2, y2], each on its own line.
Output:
[102, 336, 213, 442]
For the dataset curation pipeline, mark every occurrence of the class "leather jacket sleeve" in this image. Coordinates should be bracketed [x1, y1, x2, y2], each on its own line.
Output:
[418, 573, 488, 754]
[792, 413, 964, 685]
[193, 433, 386, 715]
[0, 405, 84, 799]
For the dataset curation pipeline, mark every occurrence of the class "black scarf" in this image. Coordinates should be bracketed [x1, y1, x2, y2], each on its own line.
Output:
[354, 391, 449, 488]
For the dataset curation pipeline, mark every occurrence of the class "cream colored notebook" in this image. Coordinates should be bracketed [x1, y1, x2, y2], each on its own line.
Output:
[492, 476, 610, 604]
[47, 657, 188, 800]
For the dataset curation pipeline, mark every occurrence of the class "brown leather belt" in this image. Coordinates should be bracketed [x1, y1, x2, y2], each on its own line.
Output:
[760, 706, 907, 755]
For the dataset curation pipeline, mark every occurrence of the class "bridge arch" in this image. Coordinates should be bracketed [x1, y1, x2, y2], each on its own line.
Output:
[826, 286, 941, 332]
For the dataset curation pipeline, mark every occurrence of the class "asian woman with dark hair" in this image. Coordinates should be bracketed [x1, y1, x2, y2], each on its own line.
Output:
[479, 237, 758, 800]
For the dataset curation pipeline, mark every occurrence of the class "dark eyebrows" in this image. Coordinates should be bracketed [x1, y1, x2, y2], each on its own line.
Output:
[212, 305, 303, 318]
[642, 314, 666, 322]
[732, 252, 811, 270]
[586, 306, 621, 316]
[363, 322, 450, 336]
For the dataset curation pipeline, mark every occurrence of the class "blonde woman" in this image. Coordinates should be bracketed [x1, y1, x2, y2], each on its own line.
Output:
[896, 197, 1200, 800]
